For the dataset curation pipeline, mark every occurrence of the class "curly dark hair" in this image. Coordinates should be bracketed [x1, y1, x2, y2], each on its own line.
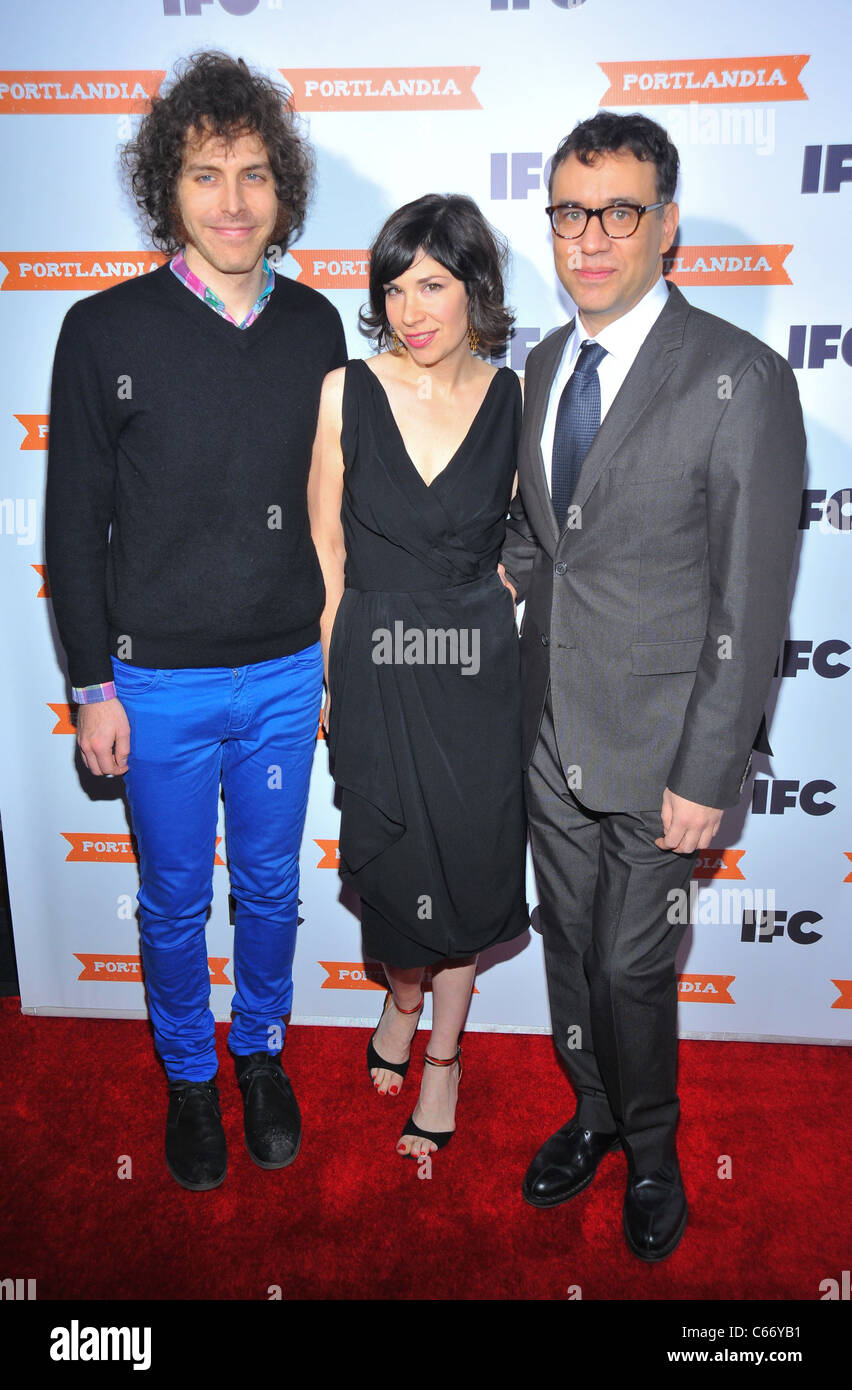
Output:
[548, 111, 679, 204]
[360, 194, 514, 355]
[122, 51, 314, 252]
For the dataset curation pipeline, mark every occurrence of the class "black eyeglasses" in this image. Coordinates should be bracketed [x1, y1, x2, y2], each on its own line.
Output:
[546, 202, 666, 240]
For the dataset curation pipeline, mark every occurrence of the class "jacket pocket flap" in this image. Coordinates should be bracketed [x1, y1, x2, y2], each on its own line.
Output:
[631, 639, 703, 675]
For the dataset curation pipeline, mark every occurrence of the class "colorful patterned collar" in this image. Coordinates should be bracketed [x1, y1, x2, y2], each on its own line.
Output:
[170, 249, 275, 328]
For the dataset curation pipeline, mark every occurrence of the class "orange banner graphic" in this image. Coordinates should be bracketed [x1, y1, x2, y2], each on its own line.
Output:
[318, 962, 479, 994]
[0, 71, 163, 114]
[693, 849, 746, 881]
[289, 250, 370, 289]
[664, 245, 792, 286]
[282, 67, 481, 111]
[599, 56, 809, 105]
[678, 973, 735, 1003]
[48, 703, 75, 734]
[32, 565, 50, 597]
[63, 833, 225, 865]
[319, 961, 388, 991]
[831, 980, 852, 1009]
[75, 953, 143, 981]
[843, 852, 852, 883]
[0, 253, 167, 291]
[63, 833, 139, 864]
[75, 953, 231, 985]
[207, 958, 231, 986]
[317, 715, 326, 742]
[314, 839, 340, 868]
[14, 414, 49, 449]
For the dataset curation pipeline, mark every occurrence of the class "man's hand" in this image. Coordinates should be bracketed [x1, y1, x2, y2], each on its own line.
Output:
[655, 787, 722, 854]
[497, 563, 517, 606]
[77, 698, 131, 776]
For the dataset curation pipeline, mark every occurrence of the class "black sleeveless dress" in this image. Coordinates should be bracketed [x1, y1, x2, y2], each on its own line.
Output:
[327, 358, 528, 967]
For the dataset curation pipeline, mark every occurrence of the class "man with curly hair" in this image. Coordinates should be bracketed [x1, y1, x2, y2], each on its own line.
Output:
[46, 53, 347, 1190]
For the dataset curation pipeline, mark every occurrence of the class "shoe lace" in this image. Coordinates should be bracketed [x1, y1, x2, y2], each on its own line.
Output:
[237, 1056, 289, 1087]
[168, 1080, 222, 1116]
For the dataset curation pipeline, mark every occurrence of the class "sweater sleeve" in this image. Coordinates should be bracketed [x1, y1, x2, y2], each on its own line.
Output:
[45, 304, 119, 690]
[328, 306, 348, 372]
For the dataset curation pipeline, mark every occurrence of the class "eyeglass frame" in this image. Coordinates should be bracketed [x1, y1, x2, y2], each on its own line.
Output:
[545, 200, 667, 240]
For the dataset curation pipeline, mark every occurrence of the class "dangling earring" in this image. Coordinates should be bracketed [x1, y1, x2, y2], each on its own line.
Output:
[391, 330, 406, 354]
[467, 324, 480, 354]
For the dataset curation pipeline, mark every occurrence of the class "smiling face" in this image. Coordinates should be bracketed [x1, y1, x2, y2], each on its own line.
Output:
[549, 149, 678, 334]
[174, 125, 282, 285]
[383, 250, 471, 365]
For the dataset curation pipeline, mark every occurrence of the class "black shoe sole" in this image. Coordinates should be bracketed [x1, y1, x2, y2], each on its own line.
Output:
[623, 1203, 688, 1261]
[244, 1130, 301, 1170]
[522, 1139, 622, 1209]
[165, 1157, 227, 1192]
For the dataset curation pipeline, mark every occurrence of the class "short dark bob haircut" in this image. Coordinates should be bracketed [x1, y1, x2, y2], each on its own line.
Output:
[548, 111, 679, 205]
[360, 194, 514, 355]
[122, 51, 313, 253]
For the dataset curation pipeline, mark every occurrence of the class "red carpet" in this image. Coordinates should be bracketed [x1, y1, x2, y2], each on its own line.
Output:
[1, 996, 848, 1301]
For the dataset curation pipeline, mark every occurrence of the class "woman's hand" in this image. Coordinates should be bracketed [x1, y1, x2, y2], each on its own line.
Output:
[497, 562, 517, 613]
[322, 691, 331, 736]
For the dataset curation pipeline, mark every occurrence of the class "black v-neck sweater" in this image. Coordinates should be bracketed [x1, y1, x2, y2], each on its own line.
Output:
[46, 262, 347, 688]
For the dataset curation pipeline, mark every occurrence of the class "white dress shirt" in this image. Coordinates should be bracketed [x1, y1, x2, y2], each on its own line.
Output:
[541, 275, 670, 494]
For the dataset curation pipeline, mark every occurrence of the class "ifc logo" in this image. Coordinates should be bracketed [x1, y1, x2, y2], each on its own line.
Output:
[163, 0, 261, 15]
[492, 2, 588, 9]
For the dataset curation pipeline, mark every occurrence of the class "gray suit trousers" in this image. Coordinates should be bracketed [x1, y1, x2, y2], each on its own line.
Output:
[526, 694, 697, 1175]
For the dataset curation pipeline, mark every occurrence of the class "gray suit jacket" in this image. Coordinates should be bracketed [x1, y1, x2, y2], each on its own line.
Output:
[501, 282, 806, 812]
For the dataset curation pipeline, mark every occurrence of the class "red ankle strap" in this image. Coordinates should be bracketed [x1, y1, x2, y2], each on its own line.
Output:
[391, 992, 424, 1015]
[424, 1048, 460, 1067]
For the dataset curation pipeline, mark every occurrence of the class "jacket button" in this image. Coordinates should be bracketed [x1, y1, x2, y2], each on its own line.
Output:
[540, 632, 549, 646]
[554, 561, 568, 575]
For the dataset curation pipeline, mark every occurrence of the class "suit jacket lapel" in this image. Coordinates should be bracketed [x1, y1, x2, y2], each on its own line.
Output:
[568, 284, 689, 516]
[522, 321, 573, 549]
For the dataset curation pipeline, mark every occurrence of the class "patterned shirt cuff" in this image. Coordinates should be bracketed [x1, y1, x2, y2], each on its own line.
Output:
[72, 681, 117, 704]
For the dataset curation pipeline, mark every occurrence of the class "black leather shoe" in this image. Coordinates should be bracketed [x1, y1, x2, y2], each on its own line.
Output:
[165, 1078, 227, 1191]
[623, 1158, 687, 1261]
[522, 1115, 621, 1208]
[233, 1051, 301, 1170]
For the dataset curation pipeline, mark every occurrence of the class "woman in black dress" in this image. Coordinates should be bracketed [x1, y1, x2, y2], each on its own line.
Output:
[308, 195, 527, 1158]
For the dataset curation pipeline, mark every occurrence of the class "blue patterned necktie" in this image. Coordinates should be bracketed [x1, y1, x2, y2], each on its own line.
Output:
[551, 339, 607, 527]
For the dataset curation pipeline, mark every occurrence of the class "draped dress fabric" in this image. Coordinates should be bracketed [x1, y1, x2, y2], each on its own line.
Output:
[327, 357, 529, 967]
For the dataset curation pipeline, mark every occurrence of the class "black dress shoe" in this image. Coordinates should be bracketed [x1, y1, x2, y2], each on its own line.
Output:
[233, 1051, 301, 1170]
[522, 1115, 621, 1208]
[165, 1078, 227, 1191]
[623, 1157, 687, 1261]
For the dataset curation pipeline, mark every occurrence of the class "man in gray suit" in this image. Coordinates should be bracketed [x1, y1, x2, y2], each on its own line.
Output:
[500, 111, 805, 1260]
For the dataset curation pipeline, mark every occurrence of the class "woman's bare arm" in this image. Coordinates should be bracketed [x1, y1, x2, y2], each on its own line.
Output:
[307, 367, 347, 730]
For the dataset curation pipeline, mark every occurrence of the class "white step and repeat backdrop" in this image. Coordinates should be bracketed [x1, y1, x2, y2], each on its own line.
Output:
[1, 0, 849, 1042]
